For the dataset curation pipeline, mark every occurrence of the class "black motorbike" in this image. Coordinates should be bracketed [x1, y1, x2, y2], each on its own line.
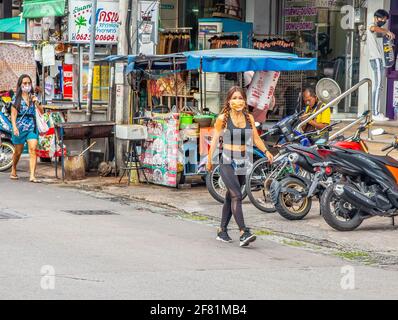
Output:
[320, 140, 398, 231]
[269, 117, 372, 221]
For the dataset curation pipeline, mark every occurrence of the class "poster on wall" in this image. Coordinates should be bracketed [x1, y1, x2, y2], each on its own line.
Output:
[68, 0, 120, 44]
[141, 115, 180, 187]
[0, 42, 36, 92]
[246, 71, 280, 111]
[138, 0, 160, 55]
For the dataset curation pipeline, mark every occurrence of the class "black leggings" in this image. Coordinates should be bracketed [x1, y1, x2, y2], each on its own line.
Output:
[219, 164, 246, 231]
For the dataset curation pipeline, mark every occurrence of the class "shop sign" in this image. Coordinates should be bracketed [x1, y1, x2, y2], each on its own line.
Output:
[199, 24, 221, 35]
[63, 64, 73, 100]
[284, 7, 317, 17]
[285, 21, 314, 31]
[284, 0, 342, 10]
[160, 4, 174, 10]
[68, 0, 120, 44]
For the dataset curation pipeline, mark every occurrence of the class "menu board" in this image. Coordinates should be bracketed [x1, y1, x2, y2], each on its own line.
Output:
[141, 114, 180, 187]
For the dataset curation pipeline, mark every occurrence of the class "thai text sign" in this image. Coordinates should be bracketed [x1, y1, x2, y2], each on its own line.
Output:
[69, 0, 120, 44]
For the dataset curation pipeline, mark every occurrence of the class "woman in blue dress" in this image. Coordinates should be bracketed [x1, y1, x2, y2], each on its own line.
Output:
[10, 74, 44, 182]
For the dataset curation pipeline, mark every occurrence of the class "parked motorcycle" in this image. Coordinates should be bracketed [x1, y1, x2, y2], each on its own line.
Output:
[319, 138, 398, 231]
[0, 98, 14, 172]
[270, 115, 373, 220]
[245, 111, 337, 213]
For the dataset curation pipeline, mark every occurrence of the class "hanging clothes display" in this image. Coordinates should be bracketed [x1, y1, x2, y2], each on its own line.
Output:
[158, 31, 191, 54]
[208, 35, 240, 49]
[253, 37, 295, 54]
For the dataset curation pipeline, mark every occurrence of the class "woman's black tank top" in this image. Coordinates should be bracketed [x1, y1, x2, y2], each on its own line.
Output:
[224, 115, 252, 146]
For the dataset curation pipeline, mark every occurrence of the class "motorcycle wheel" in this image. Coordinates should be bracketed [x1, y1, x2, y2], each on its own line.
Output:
[245, 158, 277, 213]
[0, 141, 14, 172]
[321, 184, 364, 231]
[206, 164, 247, 204]
[275, 177, 312, 220]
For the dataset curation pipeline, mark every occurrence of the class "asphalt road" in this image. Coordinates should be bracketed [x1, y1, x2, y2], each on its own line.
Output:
[1, 172, 398, 300]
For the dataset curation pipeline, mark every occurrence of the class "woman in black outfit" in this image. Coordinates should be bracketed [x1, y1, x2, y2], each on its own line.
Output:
[207, 86, 274, 247]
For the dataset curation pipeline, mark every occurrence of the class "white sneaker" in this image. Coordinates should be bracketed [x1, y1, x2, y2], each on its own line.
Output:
[373, 114, 390, 122]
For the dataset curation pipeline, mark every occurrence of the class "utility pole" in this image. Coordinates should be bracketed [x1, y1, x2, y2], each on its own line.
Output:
[115, 0, 138, 173]
[86, 0, 98, 122]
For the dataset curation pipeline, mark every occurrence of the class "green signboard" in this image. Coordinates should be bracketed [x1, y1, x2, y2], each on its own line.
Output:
[23, 0, 66, 18]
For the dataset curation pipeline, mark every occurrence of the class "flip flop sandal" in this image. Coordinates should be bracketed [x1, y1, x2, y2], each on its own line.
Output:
[30, 179, 42, 183]
[10, 175, 19, 180]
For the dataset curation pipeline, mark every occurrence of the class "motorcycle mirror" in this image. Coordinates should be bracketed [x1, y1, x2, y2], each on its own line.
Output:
[372, 128, 386, 136]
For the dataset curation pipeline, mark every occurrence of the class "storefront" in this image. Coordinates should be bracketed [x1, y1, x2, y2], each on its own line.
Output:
[23, 0, 118, 109]
[21, 0, 120, 161]
[281, 0, 362, 116]
[386, 0, 398, 120]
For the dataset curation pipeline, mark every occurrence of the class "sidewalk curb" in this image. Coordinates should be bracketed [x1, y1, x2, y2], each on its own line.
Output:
[54, 180, 398, 268]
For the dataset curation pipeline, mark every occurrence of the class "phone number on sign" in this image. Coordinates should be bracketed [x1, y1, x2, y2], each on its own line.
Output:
[71, 33, 118, 42]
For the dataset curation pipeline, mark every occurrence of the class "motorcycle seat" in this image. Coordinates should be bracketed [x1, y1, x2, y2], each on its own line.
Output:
[288, 144, 320, 156]
[367, 154, 398, 168]
[332, 146, 398, 168]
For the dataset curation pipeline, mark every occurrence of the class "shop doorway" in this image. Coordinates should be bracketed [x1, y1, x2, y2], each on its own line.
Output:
[283, 0, 361, 115]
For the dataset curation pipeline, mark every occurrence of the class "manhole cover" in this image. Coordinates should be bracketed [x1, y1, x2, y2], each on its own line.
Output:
[63, 210, 118, 216]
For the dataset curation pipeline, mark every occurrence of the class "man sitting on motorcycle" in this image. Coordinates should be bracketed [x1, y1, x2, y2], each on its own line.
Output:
[301, 87, 331, 141]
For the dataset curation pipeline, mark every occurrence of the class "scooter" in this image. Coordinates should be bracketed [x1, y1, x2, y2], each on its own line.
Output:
[270, 115, 373, 220]
[0, 99, 15, 172]
[319, 138, 398, 231]
[244, 111, 338, 213]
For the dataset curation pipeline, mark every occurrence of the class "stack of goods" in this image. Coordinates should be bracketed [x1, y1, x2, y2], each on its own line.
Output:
[208, 35, 240, 49]
[179, 113, 199, 140]
[158, 31, 191, 54]
[253, 37, 295, 54]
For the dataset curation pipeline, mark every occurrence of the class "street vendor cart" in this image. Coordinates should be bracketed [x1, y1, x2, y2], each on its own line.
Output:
[106, 48, 317, 188]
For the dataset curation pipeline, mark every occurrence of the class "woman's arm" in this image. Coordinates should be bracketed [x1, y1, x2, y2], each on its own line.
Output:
[207, 116, 224, 171]
[249, 115, 274, 163]
[11, 106, 19, 136]
[31, 95, 44, 114]
[307, 119, 327, 130]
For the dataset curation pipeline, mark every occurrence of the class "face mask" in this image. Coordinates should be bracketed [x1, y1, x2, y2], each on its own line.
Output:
[21, 85, 32, 93]
[377, 21, 387, 27]
[230, 100, 246, 112]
